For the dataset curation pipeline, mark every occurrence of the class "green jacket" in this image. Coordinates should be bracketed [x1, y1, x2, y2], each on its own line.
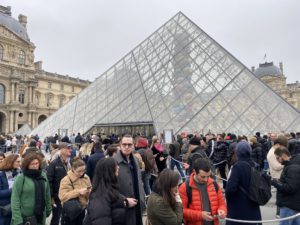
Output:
[147, 192, 183, 225]
[11, 172, 51, 225]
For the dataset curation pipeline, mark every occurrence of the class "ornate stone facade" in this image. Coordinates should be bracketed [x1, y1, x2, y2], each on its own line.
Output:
[0, 6, 90, 134]
[253, 62, 300, 111]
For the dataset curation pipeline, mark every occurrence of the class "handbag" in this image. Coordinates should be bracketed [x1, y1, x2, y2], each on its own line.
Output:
[62, 176, 84, 221]
[23, 215, 37, 225]
[0, 204, 11, 216]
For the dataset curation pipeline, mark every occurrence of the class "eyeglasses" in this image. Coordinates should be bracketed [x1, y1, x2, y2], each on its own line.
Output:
[121, 143, 133, 148]
[74, 169, 86, 174]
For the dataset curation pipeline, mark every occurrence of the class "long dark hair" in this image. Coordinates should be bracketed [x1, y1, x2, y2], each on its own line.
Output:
[153, 168, 180, 210]
[91, 157, 119, 201]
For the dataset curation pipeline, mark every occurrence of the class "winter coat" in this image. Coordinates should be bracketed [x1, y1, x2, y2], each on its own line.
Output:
[187, 146, 208, 174]
[114, 150, 145, 225]
[147, 192, 183, 225]
[169, 141, 181, 160]
[179, 172, 226, 225]
[47, 156, 70, 200]
[212, 140, 228, 163]
[274, 155, 300, 211]
[251, 143, 264, 168]
[152, 146, 167, 173]
[83, 192, 126, 225]
[11, 173, 51, 225]
[226, 141, 262, 225]
[59, 170, 91, 208]
[0, 170, 20, 225]
[86, 150, 105, 181]
[267, 146, 283, 179]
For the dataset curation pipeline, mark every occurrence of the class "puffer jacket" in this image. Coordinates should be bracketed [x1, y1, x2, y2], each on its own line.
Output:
[251, 143, 264, 168]
[179, 172, 227, 225]
[59, 170, 91, 208]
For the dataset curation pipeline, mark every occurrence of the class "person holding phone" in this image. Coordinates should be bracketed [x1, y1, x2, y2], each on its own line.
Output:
[147, 169, 183, 225]
[59, 157, 91, 225]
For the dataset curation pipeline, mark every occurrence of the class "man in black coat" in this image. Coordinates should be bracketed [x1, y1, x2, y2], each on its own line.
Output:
[114, 134, 145, 225]
[86, 136, 104, 181]
[271, 146, 300, 223]
[47, 142, 72, 225]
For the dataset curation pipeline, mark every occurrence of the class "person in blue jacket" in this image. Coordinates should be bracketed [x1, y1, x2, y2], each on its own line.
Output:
[0, 154, 21, 225]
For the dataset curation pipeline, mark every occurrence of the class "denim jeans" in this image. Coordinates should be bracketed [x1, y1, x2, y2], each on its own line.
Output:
[279, 206, 300, 225]
[170, 158, 185, 178]
[142, 171, 151, 196]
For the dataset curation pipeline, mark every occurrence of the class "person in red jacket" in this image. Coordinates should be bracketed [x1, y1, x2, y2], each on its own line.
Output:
[179, 158, 227, 225]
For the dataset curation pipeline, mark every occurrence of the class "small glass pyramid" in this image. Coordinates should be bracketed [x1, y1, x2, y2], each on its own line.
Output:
[31, 12, 300, 137]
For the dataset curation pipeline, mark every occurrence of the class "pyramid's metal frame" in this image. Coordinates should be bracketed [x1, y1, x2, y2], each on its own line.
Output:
[31, 12, 300, 137]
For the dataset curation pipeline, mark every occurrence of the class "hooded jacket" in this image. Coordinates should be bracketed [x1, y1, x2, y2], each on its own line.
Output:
[226, 141, 262, 225]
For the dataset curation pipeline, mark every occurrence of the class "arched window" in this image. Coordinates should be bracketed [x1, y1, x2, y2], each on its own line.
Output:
[18, 50, 25, 65]
[0, 44, 3, 60]
[0, 84, 5, 104]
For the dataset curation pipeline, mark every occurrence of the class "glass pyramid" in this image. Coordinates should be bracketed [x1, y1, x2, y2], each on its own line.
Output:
[31, 12, 300, 138]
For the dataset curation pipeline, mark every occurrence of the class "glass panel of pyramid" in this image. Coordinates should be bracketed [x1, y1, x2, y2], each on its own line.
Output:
[31, 12, 300, 138]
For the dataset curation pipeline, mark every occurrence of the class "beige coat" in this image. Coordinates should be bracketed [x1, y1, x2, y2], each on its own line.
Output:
[59, 170, 91, 208]
[267, 146, 283, 179]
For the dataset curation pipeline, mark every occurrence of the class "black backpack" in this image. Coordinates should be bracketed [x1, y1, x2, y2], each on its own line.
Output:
[240, 162, 271, 206]
[183, 178, 219, 207]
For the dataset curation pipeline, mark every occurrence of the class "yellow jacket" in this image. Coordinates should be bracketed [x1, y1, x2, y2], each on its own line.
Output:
[59, 170, 91, 208]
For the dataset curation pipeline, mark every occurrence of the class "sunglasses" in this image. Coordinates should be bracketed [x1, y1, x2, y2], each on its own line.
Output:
[121, 143, 133, 148]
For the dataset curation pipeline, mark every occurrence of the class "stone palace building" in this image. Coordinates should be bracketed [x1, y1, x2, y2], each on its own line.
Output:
[0, 5, 90, 134]
[253, 62, 300, 111]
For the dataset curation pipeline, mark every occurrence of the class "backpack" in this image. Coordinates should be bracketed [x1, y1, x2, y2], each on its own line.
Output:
[240, 162, 271, 206]
[183, 178, 219, 208]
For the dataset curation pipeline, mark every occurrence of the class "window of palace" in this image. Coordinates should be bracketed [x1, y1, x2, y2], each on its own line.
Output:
[72, 86, 75, 92]
[19, 90, 25, 104]
[18, 50, 26, 65]
[0, 84, 5, 104]
[0, 44, 3, 61]
[60, 83, 64, 91]
[48, 82, 52, 89]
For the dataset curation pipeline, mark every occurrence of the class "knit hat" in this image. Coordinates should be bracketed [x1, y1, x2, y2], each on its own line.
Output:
[189, 136, 201, 145]
[136, 137, 148, 148]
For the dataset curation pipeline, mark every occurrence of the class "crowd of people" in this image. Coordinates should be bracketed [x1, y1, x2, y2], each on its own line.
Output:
[0, 131, 300, 225]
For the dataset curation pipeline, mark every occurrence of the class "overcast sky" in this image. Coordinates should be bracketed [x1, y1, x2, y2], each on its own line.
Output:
[2, 0, 300, 83]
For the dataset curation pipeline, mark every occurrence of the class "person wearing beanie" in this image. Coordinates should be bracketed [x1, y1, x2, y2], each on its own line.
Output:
[183, 136, 210, 175]
[226, 141, 262, 225]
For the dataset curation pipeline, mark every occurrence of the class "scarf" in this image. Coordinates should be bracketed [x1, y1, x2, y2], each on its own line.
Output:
[23, 169, 46, 223]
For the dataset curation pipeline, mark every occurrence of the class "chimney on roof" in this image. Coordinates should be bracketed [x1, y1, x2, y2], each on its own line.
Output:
[18, 14, 27, 28]
[251, 66, 255, 73]
[279, 62, 283, 74]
